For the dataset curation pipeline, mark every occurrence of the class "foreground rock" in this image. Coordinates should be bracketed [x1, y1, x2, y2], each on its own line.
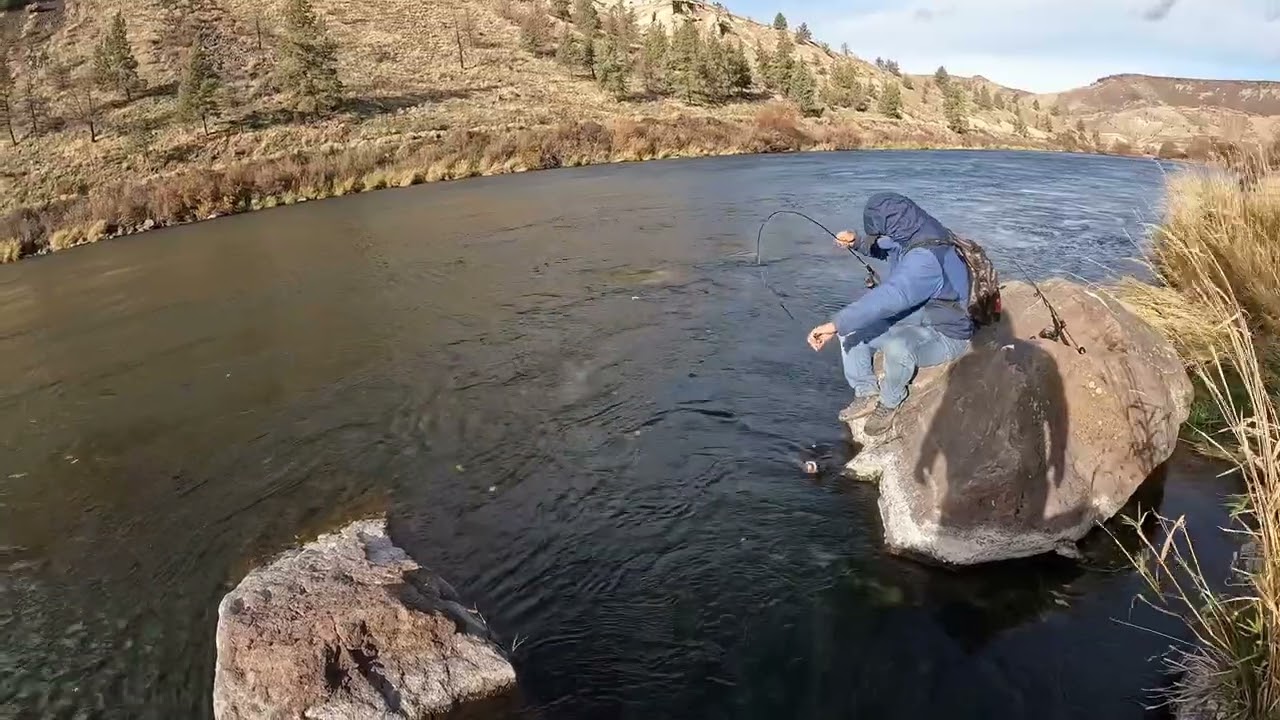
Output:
[213, 518, 516, 719]
[846, 278, 1192, 565]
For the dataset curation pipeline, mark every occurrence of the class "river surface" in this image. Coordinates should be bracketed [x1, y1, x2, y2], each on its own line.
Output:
[0, 150, 1242, 719]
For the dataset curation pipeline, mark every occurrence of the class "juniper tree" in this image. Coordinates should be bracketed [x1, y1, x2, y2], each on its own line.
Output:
[178, 38, 221, 135]
[573, 0, 599, 35]
[668, 19, 701, 103]
[787, 61, 817, 113]
[878, 80, 902, 118]
[933, 65, 949, 88]
[594, 37, 630, 99]
[772, 12, 787, 30]
[698, 30, 730, 103]
[1032, 97, 1041, 111]
[93, 12, 143, 101]
[794, 22, 811, 42]
[276, 0, 342, 116]
[765, 25, 795, 92]
[944, 84, 967, 133]
[726, 39, 752, 94]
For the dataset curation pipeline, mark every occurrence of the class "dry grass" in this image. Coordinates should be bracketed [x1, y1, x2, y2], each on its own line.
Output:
[0, 107, 1051, 262]
[1112, 167, 1280, 718]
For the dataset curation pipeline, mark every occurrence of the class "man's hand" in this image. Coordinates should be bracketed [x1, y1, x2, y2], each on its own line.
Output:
[834, 230, 857, 249]
[808, 323, 837, 352]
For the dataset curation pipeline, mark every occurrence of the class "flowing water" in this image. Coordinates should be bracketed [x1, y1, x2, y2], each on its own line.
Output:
[0, 150, 1241, 719]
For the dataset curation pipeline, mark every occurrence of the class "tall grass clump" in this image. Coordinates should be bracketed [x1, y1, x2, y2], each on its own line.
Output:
[1117, 168, 1280, 451]
[1114, 166, 1280, 717]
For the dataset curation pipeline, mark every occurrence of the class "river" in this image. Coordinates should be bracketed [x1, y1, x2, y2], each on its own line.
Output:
[0, 150, 1241, 719]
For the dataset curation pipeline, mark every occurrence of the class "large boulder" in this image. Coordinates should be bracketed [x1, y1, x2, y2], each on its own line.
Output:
[845, 278, 1192, 566]
[213, 518, 517, 719]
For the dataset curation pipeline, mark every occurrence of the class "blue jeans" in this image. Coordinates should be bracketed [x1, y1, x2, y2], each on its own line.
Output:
[839, 322, 971, 408]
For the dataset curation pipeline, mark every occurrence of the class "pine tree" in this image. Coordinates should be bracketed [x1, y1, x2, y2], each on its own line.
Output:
[944, 84, 967, 133]
[933, 65, 949, 88]
[1075, 118, 1086, 135]
[794, 22, 811, 42]
[726, 40, 752, 94]
[582, 35, 597, 79]
[276, 0, 342, 116]
[601, 2, 635, 47]
[765, 26, 795, 92]
[551, 0, 571, 20]
[878, 80, 902, 118]
[825, 60, 866, 110]
[1032, 98, 1041, 111]
[573, 0, 599, 35]
[1091, 128, 1102, 148]
[555, 26, 587, 73]
[1051, 103, 1062, 116]
[753, 38, 772, 85]
[698, 30, 730, 103]
[594, 37, 630, 99]
[639, 25, 669, 95]
[0, 47, 15, 145]
[177, 38, 221, 135]
[786, 61, 817, 114]
[841, 42, 850, 56]
[772, 12, 788, 30]
[993, 92, 1005, 110]
[520, 1, 553, 55]
[93, 12, 143, 101]
[901, 74, 913, 90]
[669, 19, 702, 103]
[1013, 111, 1028, 137]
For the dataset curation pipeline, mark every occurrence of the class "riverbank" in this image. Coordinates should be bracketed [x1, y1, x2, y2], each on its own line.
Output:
[1115, 166, 1280, 716]
[1, 108, 1073, 264]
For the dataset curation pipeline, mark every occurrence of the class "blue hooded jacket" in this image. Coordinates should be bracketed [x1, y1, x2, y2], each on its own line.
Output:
[830, 192, 974, 341]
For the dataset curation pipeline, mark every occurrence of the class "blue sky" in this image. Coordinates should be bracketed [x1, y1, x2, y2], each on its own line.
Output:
[728, 0, 1280, 93]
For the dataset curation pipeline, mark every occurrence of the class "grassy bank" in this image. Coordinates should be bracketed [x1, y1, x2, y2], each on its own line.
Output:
[1117, 168, 1280, 451]
[1115, 166, 1280, 716]
[0, 106, 1053, 264]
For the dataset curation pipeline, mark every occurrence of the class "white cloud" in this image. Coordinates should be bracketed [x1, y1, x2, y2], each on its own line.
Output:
[821, 0, 1280, 92]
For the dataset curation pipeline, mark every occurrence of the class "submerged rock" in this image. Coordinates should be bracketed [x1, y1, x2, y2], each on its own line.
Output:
[845, 279, 1191, 566]
[213, 518, 516, 719]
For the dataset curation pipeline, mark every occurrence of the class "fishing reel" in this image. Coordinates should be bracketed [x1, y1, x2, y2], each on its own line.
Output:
[1038, 322, 1087, 355]
[864, 270, 878, 290]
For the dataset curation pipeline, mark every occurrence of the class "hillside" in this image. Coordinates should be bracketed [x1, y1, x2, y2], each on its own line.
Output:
[1037, 74, 1280, 149]
[0, 0, 1277, 261]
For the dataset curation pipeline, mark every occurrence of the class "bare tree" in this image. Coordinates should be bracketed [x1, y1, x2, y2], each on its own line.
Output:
[453, 11, 466, 69]
[0, 45, 16, 145]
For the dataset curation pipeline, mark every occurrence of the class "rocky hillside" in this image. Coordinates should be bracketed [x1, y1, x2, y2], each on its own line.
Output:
[0, 0, 1276, 257]
[1038, 74, 1280, 149]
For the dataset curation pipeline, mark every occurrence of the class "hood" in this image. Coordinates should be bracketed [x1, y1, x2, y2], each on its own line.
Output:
[862, 192, 953, 249]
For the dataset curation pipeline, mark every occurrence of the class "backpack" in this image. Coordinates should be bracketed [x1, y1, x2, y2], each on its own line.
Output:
[903, 234, 1003, 327]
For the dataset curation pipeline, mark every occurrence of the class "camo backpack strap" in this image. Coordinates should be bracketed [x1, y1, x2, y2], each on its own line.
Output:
[903, 234, 1003, 327]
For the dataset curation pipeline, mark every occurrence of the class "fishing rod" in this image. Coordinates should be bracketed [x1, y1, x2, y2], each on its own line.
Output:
[1005, 254, 1087, 355]
[754, 210, 881, 321]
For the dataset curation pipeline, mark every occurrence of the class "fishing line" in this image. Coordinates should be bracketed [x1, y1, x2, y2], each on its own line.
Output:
[754, 210, 881, 322]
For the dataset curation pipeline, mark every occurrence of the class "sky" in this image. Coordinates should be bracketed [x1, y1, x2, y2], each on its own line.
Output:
[730, 0, 1280, 93]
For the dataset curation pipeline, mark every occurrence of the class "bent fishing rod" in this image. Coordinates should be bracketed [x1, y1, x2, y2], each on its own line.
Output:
[755, 210, 881, 321]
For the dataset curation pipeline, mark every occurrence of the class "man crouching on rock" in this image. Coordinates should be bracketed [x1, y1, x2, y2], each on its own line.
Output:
[806, 192, 974, 436]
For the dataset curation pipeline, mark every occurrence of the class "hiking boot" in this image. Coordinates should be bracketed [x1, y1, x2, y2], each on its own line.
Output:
[838, 395, 877, 423]
[863, 402, 900, 437]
